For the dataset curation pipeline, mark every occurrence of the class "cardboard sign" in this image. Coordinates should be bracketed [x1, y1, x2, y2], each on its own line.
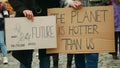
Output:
[47, 6, 115, 53]
[5, 16, 57, 50]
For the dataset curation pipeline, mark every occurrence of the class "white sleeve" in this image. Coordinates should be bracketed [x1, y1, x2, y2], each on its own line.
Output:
[64, 0, 74, 8]
[3, 10, 9, 16]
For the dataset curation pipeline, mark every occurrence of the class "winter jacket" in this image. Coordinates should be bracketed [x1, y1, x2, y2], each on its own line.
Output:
[9, 0, 61, 17]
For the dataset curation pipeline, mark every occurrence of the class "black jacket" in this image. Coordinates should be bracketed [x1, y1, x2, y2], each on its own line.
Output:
[9, 0, 60, 17]
[0, 5, 9, 30]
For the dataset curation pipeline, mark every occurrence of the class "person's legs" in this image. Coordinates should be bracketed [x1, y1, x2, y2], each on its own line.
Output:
[0, 30, 8, 64]
[110, 32, 118, 59]
[86, 53, 99, 68]
[52, 54, 59, 68]
[0, 43, 8, 64]
[20, 63, 26, 68]
[20, 50, 33, 68]
[38, 49, 50, 68]
[119, 32, 120, 56]
[67, 54, 73, 68]
[75, 54, 85, 68]
[12, 50, 33, 68]
[0, 43, 7, 57]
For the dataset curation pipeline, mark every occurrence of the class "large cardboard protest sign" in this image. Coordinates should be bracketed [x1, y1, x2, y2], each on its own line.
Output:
[5, 16, 57, 50]
[47, 6, 115, 53]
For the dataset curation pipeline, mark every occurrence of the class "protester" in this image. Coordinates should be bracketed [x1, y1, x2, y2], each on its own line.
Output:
[64, 0, 110, 68]
[8, 0, 81, 68]
[109, 0, 120, 59]
[61, 1, 82, 67]
[0, 1, 9, 64]
[51, 1, 82, 68]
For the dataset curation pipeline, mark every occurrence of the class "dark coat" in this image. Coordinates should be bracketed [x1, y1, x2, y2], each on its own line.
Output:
[9, 0, 60, 17]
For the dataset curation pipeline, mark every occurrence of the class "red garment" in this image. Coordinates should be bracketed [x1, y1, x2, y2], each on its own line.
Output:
[109, 1, 112, 5]
[0, 5, 2, 11]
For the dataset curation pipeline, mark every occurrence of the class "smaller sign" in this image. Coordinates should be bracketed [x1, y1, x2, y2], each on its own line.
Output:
[5, 16, 57, 50]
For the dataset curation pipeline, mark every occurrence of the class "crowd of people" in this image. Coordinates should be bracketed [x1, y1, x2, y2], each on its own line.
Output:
[0, 0, 120, 68]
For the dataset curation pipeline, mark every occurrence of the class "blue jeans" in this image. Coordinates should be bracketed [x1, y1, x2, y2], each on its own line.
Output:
[75, 53, 99, 68]
[20, 49, 50, 68]
[0, 30, 7, 57]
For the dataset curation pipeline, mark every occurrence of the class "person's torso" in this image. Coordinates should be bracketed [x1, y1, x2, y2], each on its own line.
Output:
[19, 0, 60, 16]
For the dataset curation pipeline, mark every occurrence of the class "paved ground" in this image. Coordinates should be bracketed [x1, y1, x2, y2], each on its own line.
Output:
[0, 51, 120, 68]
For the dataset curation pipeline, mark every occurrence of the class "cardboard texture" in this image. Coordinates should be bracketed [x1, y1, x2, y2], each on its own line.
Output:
[47, 6, 115, 53]
[5, 16, 57, 50]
